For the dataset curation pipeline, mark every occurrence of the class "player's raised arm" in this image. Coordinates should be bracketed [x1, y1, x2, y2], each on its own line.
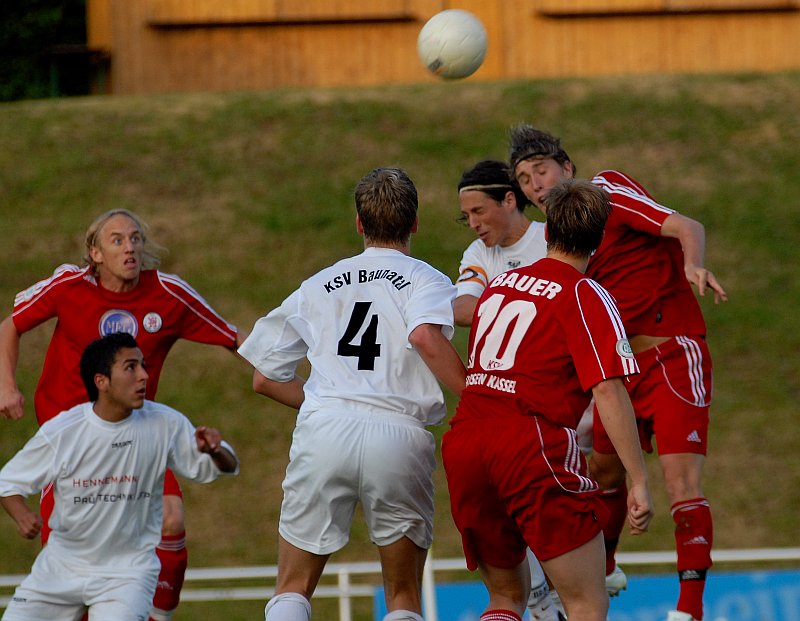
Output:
[661, 212, 728, 304]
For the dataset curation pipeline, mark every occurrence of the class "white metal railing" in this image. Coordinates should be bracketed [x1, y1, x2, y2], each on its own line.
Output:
[2, 548, 799, 619]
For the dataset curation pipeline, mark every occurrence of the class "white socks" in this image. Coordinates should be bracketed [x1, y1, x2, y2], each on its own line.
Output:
[265, 592, 312, 621]
[149, 607, 175, 621]
[383, 610, 424, 621]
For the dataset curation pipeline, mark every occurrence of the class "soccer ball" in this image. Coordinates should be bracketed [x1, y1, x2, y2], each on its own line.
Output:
[417, 9, 488, 80]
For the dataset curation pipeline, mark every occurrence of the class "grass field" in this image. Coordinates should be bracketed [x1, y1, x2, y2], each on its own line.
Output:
[1, 71, 799, 620]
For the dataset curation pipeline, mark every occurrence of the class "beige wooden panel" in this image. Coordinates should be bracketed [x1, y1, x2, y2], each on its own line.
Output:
[109, 0, 147, 93]
[275, 0, 411, 20]
[534, 0, 663, 14]
[667, 0, 800, 9]
[144, 0, 423, 25]
[510, 9, 800, 79]
[145, 0, 278, 24]
[116, 19, 428, 92]
[87, 0, 113, 49]
[101, 0, 800, 94]
[535, 0, 799, 13]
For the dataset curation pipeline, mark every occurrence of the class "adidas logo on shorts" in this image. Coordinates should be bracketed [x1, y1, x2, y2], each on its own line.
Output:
[686, 430, 702, 443]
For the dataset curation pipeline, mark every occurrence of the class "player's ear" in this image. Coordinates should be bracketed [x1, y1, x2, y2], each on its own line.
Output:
[94, 372, 110, 394]
[411, 216, 419, 234]
[89, 243, 104, 266]
[355, 214, 365, 235]
[502, 190, 516, 210]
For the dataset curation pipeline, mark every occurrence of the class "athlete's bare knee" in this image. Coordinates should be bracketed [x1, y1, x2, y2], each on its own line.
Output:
[589, 454, 626, 490]
[664, 474, 703, 504]
[161, 496, 185, 535]
[660, 454, 704, 502]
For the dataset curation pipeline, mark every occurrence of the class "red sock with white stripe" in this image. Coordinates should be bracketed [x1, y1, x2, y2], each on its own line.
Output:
[481, 610, 522, 621]
[672, 498, 713, 620]
[150, 532, 188, 621]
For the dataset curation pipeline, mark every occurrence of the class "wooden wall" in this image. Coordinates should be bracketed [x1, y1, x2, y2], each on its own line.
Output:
[87, 0, 800, 95]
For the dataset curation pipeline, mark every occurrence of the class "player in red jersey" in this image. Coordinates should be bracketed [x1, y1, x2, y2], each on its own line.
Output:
[0, 209, 244, 621]
[444, 179, 652, 621]
[509, 125, 728, 621]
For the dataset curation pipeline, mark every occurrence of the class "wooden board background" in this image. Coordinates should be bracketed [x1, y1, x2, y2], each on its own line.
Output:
[87, 0, 800, 94]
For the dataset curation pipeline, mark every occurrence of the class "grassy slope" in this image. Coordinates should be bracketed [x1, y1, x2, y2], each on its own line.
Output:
[1, 72, 799, 618]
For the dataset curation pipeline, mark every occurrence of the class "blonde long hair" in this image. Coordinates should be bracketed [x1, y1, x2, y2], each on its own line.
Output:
[83, 209, 165, 271]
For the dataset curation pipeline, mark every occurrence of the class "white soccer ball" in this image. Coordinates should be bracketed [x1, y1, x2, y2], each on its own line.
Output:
[417, 9, 488, 80]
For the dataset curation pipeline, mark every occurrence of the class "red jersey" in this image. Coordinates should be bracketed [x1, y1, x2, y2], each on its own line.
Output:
[453, 258, 638, 429]
[589, 170, 706, 337]
[12, 265, 238, 425]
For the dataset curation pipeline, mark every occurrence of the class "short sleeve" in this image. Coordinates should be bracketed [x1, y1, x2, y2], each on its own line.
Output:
[455, 240, 490, 300]
[0, 431, 56, 498]
[238, 290, 310, 381]
[406, 267, 457, 341]
[568, 278, 639, 391]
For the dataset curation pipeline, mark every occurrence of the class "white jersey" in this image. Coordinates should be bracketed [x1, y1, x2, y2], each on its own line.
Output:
[239, 247, 456, 425]
[455, 221, 547, 299]
[0, 401, 238, 577]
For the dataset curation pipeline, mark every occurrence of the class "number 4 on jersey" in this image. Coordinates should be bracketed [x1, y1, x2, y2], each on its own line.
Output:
[338, 301, 381, 370]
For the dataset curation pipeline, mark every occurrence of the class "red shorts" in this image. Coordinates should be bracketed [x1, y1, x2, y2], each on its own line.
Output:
[594, 335, 712, 456]
[40, 468, 183, 544]
[443, 415, 606, 570]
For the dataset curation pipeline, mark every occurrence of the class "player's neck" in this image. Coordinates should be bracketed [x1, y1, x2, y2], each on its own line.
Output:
[92, 399, 134, 423]
[95, 272, 140, 293]
[500, 214, 530, 247]
[546, 250, 589, 273]
[365, 241, 410, 255]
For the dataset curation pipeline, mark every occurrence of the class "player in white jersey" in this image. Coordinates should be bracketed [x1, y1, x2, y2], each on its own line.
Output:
[454, 160, 547, 327]
[239, 167, 466, 621]
[0, 333, 239, 621]
[454, 160, 566, 621]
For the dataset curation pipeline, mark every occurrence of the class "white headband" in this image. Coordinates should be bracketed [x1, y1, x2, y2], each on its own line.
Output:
[458, 183, 513, 194]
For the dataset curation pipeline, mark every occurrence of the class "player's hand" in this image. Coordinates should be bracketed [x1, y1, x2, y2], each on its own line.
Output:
[15, 511, 42, 540]
[627, 482, 654, 535]
[195, 426, 224, 455]
[685, 265, 728, 304]
[0, 386, 26, 421]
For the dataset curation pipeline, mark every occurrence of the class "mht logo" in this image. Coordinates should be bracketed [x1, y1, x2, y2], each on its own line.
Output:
[98, 310, 138, 337]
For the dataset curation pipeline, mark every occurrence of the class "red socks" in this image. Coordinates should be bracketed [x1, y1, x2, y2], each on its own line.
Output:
[599, 483, 628, 575]
[152, 532, 188, 616]
[672, 498, 713, 620]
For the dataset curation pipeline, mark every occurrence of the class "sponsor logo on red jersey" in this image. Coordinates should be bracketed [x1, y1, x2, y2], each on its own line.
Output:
[98, 309, 138, 337]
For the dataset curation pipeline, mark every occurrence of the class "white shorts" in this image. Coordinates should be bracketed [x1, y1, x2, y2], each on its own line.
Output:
[279, 409, 436, 555]
[2, 551, 156, 621]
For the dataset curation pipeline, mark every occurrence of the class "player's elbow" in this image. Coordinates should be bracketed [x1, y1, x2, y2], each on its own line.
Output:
[453, 310, 472, 327]
[453, 296, 476, 327]
[252, 371, 274, 396]
[408, 323, 441, 355]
